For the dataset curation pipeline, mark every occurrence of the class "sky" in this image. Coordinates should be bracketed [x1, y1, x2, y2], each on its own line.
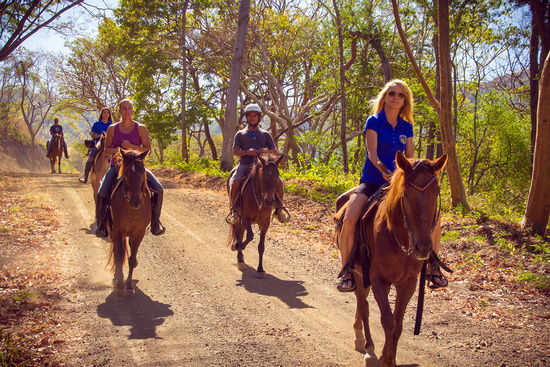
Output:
[23, 0, 117, 55]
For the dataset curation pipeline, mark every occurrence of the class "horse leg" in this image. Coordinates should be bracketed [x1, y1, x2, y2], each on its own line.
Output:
[256, 220, 270, 278]
[237, 250, 245, 270]
[50, 158, 55, 174]
[237, 218, 254, 251]
[58, 157, 62, 174]
[112, 233, 127, 297]
[389, 278, 418, 365]
[371, 279, 395, 367]
[126, 233, 145, 292]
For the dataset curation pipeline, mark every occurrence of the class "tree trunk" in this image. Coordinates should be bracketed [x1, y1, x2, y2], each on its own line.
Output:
[220, 0, 250, 171]
[180, 0, 190, 163]
[333, 0, 348, 173]
[523, 52, 550, 235]
[530, 17, 540, 161]
[438, 0, 468, 209]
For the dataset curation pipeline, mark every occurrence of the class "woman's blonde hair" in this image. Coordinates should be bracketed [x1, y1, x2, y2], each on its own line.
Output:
[369, 79, 414, 126]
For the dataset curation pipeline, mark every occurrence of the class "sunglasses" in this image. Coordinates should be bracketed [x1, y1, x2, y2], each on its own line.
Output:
[250, 131, 256, 140]
[388, 90, 406, 99]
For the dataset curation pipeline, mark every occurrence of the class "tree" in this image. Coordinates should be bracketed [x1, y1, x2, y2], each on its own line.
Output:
[15, 51, 57, 171]
[0, 0, 85, 62]
[180, 0, 190, 163]
[221, 0, 250, 172]
[333, 0, 349, 173]
[523, 52, 550, 234]
[391, 0, 468, 209]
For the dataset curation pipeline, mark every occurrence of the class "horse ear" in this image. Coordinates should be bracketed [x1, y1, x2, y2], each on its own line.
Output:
[258, 156, 266, 166]
[432, 153, 448, 173]
[275, 154, 284, 166]
[395, 151, 411, 172]
[139, 150, 149, 161]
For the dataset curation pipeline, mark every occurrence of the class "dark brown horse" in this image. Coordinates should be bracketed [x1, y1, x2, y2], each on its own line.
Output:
[337, 151, 447, 367]
[91, 134, 109, 203]
[48, 134, 63, 173]
[107, 149, 151, 297]
[227, 153, 284, 278]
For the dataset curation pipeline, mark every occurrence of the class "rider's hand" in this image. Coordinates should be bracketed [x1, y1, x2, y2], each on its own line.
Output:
[121, 139, 131, 149]
[382, 172, 392, 182]
[258, 148, 267, 154]
[246, 148, 256, 156]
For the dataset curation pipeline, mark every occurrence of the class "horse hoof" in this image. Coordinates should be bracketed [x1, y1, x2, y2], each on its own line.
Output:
[237, 262, 246, 270]
[256, 271, 265, 279]
[115, 287, 127, 298]
[354, 338, 366, 353]
[364, 348, 378, 367]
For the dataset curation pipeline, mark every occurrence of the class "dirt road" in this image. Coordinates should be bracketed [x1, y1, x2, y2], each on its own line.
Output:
[25, 173, 543, 366]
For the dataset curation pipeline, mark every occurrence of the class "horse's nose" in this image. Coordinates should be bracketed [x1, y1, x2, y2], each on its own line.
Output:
[130, 197, 142, 209]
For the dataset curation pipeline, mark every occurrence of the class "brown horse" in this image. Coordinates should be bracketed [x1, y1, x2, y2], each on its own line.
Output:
[226, 153, 284, 278]
[107, 149, 151, 297]
[337, 151, 447, 367]
[48, 134, 63, 173]
[91, 134, 109, 203]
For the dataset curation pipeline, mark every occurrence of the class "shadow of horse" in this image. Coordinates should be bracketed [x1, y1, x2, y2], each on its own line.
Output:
[97, 281, 173, 339]
[236, 265, 313, 309]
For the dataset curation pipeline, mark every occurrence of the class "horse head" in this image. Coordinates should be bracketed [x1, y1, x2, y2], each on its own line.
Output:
[257, 154, 284, 207]
[387, 151, 447, 260]
[118, 148, 148, 209]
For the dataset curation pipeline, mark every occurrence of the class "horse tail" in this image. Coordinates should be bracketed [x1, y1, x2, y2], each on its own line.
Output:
[106, 237, 129, 272]
[226, 221, 241, 248]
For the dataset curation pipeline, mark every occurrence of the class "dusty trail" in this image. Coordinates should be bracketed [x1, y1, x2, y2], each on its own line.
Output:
[39, 173, 470, 366]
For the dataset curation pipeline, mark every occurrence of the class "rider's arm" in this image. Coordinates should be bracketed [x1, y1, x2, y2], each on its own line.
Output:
[365, 129, 392, 182]
[103, 125, 118, 156]
[233, 146, 255, 157]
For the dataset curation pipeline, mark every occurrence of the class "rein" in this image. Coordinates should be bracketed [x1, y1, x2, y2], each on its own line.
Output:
[393, 172, 440, 255]
[118, 158, 147, 204]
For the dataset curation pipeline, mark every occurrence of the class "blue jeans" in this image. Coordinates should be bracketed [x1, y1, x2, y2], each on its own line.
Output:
[98, 165, 163, 199]
[89, 146, 99, 160]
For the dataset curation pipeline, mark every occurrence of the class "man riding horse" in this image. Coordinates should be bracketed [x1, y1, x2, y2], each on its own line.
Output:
[46, 118, 69, 159]
[226, 103, 290, 225]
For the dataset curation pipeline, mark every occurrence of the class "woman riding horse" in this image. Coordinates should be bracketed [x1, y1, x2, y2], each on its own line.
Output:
[80, 107, 113, 184]
[95, 99, 165, 238]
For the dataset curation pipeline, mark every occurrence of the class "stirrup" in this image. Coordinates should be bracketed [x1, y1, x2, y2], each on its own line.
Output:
[79, 174, 87, 183]
[276, 207, 291, 223]
[226, 211, 239, 225]
[151, 222, 165, 236]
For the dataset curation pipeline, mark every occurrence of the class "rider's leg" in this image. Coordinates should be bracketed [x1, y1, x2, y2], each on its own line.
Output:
[46, 137, 54, 157]
[63, 140, 69, 158]
[146, 169, 165, 236]
[226, 163, 247, 224]
[95, 166, 118, 238]
[427, 218, 448, 287]
[274, 178, 290, 223]
[80, 147, 97, 184]
[337, 192, 369, 291]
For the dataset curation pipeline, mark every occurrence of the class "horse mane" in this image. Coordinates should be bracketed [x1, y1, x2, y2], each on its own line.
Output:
[113, 150, 146, 178]
[378, 158, 432, 232]
[250, 152, 279, 176]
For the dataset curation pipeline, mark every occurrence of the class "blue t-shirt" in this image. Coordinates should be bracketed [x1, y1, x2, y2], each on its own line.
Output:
[360, 109, 414, 185]
[91, 120, 112, 142]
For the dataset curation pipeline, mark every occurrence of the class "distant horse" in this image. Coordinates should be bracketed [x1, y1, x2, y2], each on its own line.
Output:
[226, 153, 284, 278]
[336, 151, 447, 367]
[91, 134, 109, 202]
[48, 134, 63, 173]
[107, 149, 151, 297]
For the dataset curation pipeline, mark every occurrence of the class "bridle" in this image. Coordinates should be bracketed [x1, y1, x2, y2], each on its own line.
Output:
[119, 158, 147, 205]
[394, 168, 441, 255]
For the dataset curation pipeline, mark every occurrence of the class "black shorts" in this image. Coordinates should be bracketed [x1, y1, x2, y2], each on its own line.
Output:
[355, 182, 382, 197]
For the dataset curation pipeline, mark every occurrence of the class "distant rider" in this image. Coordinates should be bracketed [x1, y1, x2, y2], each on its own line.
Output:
[46, 118, 69, 159]
[226, 103, 290, 225]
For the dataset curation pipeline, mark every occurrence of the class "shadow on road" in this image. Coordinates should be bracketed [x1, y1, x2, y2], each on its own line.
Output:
[97, 281, 174, 339]
[236, 265, 313, 309]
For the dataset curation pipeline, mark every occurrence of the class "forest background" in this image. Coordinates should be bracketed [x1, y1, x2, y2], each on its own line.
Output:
[1, 0, 548, 234]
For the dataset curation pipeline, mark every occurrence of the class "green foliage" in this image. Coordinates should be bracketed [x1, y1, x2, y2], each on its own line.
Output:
[514, 271, 550, 290]
[175, 154, 229, 179]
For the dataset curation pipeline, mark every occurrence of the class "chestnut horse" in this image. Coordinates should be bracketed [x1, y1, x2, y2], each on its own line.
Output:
[48, 135, 63, 173]
[336, 151, 447, 367]
[226, 153, 284, 278]
[107, 149, 151, 297]
[91, 134, 109, 203]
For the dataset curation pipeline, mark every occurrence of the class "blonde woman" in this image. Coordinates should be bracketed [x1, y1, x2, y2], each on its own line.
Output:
[337, 79, 415, 292]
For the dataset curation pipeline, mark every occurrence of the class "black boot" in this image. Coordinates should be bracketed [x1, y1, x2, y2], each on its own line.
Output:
[63, 142, 69, 159]
[151, 192, 165, 235]
[95, 196, 109, 238]
[79, 160, 93, 183]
